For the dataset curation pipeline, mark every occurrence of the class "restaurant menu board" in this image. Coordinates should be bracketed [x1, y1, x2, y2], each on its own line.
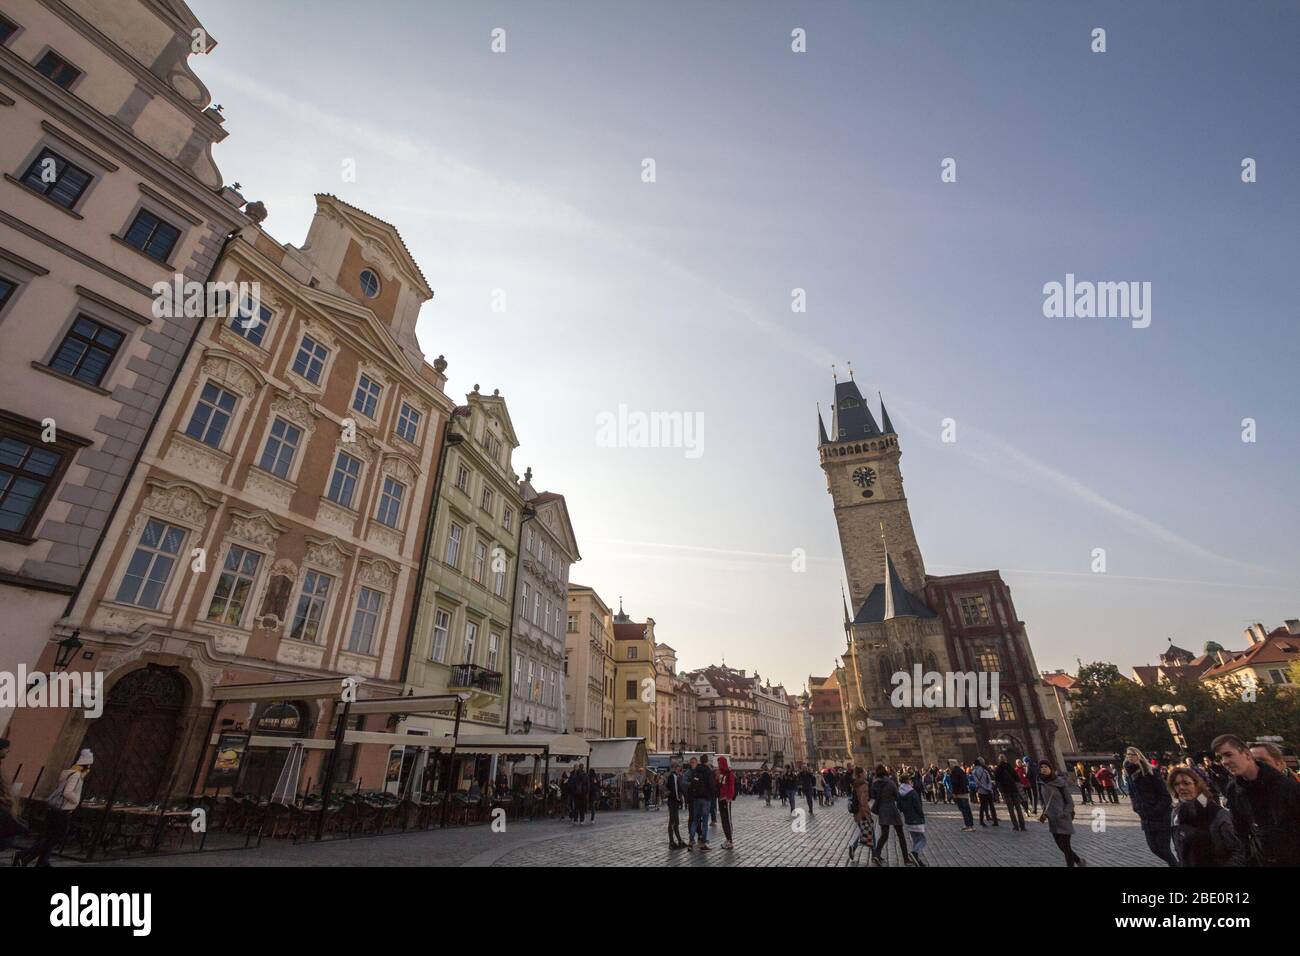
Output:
[209, 732, 250, 787]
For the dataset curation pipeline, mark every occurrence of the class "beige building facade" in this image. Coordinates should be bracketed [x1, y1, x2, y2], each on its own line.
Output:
[611, 605, 657, 748]
[5, 191, 454, 802]
[0, 0, 248, 730]
[564, 583, 612, 738]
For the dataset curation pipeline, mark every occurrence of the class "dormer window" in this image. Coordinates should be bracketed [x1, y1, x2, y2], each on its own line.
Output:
[359, 269, 380, 298]
[839, 397, 859, 409]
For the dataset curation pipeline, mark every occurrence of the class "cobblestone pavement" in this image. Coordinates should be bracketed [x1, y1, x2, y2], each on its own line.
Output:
[80, 793, 1164, 867]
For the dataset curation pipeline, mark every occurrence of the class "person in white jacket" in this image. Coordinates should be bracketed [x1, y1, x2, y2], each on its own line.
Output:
[13, 748, 92, 867]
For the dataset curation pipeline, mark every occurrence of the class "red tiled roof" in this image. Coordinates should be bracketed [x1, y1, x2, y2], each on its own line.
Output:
[1042, 672, 1077, 691]
[1201, 628, 1300, 680]
[613, 621, 646, 641]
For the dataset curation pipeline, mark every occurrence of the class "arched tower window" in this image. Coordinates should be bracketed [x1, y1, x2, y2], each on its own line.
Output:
[998, 695, 1017, 722]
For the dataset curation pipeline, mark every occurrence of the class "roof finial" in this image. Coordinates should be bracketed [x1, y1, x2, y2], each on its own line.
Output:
[847, 360, 854, 381]
[831, 363, 838, 383]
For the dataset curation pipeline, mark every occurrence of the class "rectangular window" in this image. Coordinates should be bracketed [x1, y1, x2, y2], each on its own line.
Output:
[184, 381, 237, 448]
[445, 522, 463, 566]
[206, 545, 262, 627]
[526, 661, 536, 701]
[0, 435, 61, 535]
[258, 417, 301, 480]
[0, 276, 15, 310]
[430, 608, 450, 663]
[0, 16, 17, 44]
[290, 570, 332, 642]
[375, 476, 404, 528]
[396, 402, 421, 443]
[502, 508, 513, 532]
[532, 593, 541, 625]
[627, 646, 637, 660]
[471, 541, 486, 583]
[455, 464, 469, 492]
[544, 599, 552, 632]
[114, 518, 184, 608]
[487, 632, 500, 670]
[122, 209, 181, 262]
[229, 299, 272, 347]
[327, 451, 361, 508]
[20, 149, 91, 209]
[493, 561, 507, 598]
[567, 614, 576, 634]
[626, 720, 637, 738]
[348, 586, 383, 654]
[49, 316, 123, 386]
[959, 594, 991, 626]
[480, 486, 493, 514]
[626, 679, 637, 701]
[525, 528, 534, 553]
[352, 374, 381, 418]
[292, 335, 329, 385]
[521, 582, 530, 608]
[35, 50, 80, 88]
[462, 620, 478, 663]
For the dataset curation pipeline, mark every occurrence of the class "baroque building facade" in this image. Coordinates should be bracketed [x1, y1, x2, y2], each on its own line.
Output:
[405, 387, 522, 744]
[0, 0, 248, 729]
[564, 583, 613, 738]
[611, 603, 657, 747]
[508, 477, 579, 734]
[817, 374, 1066, 769]
[5, 192, 454, 802]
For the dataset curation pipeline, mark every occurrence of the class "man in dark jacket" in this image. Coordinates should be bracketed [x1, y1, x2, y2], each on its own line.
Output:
[687, 755, 716, 849]
[797, 765, 817, 816]
[664, 762, 686, 848]
[1125, 749, 1177, 866]
[994, 753, 1027, 831]
[1214, 733, 1300, 866]
[948, 760, 974, 830]
[569, 763, 589, 824]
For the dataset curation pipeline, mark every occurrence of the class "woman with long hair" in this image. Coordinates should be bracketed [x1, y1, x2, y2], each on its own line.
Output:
[1038, 760, 1086, 867]
[1167, 767, 1247, 867]
[846, 765, 874, 862]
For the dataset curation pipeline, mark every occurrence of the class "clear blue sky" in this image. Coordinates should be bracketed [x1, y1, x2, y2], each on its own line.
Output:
[192, 0, 1299, 689]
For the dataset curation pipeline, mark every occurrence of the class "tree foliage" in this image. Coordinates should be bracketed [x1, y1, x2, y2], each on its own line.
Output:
[1070, 662, 1300, 760]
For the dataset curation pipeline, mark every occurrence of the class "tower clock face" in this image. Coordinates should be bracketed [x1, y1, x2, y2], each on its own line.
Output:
[852, 467, 877, 488]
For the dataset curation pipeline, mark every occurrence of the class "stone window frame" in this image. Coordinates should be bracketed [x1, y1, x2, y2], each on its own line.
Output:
[343, 581, 388, 659]
[285, 562, 338, 647]
[251, 413, 306, 486]
[174, 364, 258, 461]
[0, 12, 25, 47]
[105, 480, 217, 619]
[9, 133, 111, 219]
[373, 473, 406, 530]
[285, 321, 339, 395]
[393, 399, 422, 447]
[0, 247, 46, 327]
[31, 45, 86, 93]
[0, 410, 90, 545]
[112, 195, 193, 269]
[194, 511, 285, 635]
[428, 604, 453, 664]
[957, 591, 992, 627]
[348, 364, 386, 425]
[36, 296, 139, 395]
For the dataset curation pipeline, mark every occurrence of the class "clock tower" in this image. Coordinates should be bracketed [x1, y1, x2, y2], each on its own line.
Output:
[817, 375, 926, 610]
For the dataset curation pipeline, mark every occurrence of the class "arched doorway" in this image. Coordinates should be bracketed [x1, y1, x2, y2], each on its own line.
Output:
[80, 664, 188, 804]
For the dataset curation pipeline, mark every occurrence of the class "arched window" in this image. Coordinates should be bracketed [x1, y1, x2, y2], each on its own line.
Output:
[923, 651, 939, 674]
[998, 695, 1017, 722]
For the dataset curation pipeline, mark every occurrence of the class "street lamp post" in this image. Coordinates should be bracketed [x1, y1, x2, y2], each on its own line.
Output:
[1149, 703, 1189, 758]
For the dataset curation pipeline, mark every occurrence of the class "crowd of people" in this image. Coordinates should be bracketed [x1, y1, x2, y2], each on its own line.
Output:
[6, 730, 1298, 867]
[626, 733, 1300, 867]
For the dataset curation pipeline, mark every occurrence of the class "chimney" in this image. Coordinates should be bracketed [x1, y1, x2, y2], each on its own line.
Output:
[1243, 623, 1267, 646]
[1285, 619, 1300, 636]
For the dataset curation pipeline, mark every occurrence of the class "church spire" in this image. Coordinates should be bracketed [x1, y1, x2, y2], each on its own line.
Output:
[880, 523, 896, 621]
[817, 403, 829, 445]
[829, 368, 881, 442]
[878, 393, 896, 435]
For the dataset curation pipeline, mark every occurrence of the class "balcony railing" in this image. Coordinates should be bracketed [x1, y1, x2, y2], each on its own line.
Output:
[449, 664, 503, 695]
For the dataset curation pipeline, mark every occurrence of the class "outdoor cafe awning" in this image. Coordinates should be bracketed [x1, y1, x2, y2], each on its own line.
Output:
[587, 738, 643, 772]
[435, 733, 592, 758]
